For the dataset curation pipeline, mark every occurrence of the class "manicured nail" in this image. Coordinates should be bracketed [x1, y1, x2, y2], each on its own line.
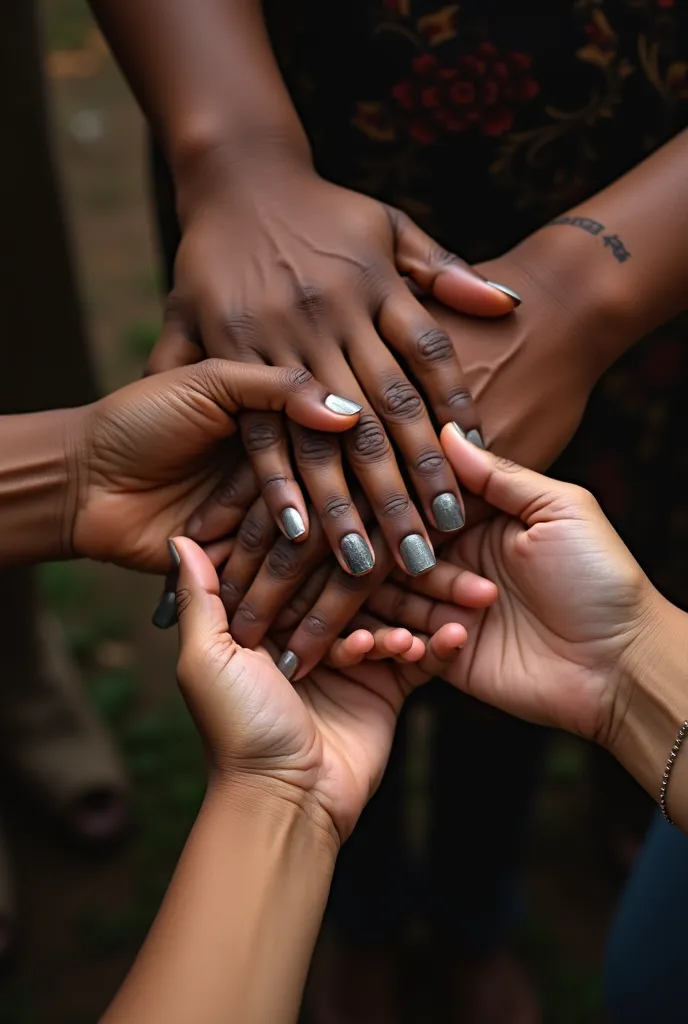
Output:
[340, 533, 374, 575]
[325, 394, 363, 416]
[277, 650, 300, 681]
[151, 589, 177, 630]
[281, 508, 306, 541]
[400, 534, 436, 576]
[486, 281, 522, 306]
[167, 538, 181, 568]
[452, 423, 485, 449]
[432, 493, 465, 532]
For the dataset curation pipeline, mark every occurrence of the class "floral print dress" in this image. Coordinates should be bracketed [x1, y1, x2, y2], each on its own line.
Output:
[268, 0, 688, 596]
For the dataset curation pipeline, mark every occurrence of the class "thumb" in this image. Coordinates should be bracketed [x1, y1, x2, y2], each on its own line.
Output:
[171, 536, 236, 671]
[440, 423, 587, 527]
[390, 207, 521, 317]
[188, 361, 362, 433]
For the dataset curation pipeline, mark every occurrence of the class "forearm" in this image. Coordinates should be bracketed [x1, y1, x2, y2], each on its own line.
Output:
[89, 0, 310, 205]
[0, 409, 80, 566]
[102, 778, 337, 1024]
[511, 131, 688, 375]
[609, 597, 688, 835]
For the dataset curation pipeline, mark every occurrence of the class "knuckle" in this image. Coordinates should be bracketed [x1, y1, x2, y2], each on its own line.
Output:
[175, 586, 192, 618]
[243, 419, 282, 453]
[414, 328, 454, 365]
[266, 544, 302, 582]
[494, 456, 521, 474]
[296, 431, 339, 465]
[281, 367, 314, 393]
[220, 577, 244, 605]
[237, 515, 271, 552]
[294, 285, 326, 325]
[379, 491, 411, 519]
[322, 494, 353, 521]
[379, 377, 424, 423]
[431, 245, 460, 270]
[232, 602, 259, 627]
[348, 414, 391, 463]
[445, 386, 476, 415]
[302, 611, 330, 637]
[414, 446, 446, 477]
[218, 311, 263, 352]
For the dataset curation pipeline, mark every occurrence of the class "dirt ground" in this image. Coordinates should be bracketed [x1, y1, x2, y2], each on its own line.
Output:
[0, 3, 649, 1021]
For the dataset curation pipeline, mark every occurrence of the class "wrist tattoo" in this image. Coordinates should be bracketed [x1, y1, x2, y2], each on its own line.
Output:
[548, 215, 631, 264]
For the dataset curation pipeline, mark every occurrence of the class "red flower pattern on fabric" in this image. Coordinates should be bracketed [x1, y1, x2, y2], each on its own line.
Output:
[391, 43, 539, 144]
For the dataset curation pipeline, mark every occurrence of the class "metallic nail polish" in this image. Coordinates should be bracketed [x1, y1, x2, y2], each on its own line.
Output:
[151, 589, 177, 630]
[325, 394, 363, 416]
[281, 508, 306, 540]
[340, 533, 374, 575]
[277, 650, 300, 681]
[486, 281, 522, 306]
[400, 534, 436, 576]
[466, 429, 485, 449]
[432, 493, 465, 532]
[167, 538, 181, 568]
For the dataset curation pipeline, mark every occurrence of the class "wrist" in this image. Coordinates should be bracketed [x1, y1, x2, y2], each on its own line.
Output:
[172, 128, 313, 228]
[501, 224, 635, 383]
[0, 407, 84, 565]
[607, 594, 688, 830]
[207, 771, 341, 863]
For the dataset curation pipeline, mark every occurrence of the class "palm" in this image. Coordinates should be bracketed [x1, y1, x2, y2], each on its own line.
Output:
[184, 641, 413, 841]
[442, 507, 650, 740]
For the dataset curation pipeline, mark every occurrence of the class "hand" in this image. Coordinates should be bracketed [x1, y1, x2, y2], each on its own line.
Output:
[71, 361, 360, 573]
[367, 425, 663, 745]
[151, 163, 519, 575]
[205, 235, 610, 671]
[170, 536, 467, 843]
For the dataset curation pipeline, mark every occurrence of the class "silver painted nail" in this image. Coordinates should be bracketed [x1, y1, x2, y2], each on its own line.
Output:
[325, 394, 363, 416]
[486, 281, 522, 306]
[167, 538, 181, 568]
[151, 589, 177, 630]
[432, 493, 465, 532]
[340, 533, 375, 575]
[281, 508, 306, 540]
[452, 422, 466, 439]
[466, 429, 485, 449]
[400, 534, 436, 576]
[277, 649, 300, 681]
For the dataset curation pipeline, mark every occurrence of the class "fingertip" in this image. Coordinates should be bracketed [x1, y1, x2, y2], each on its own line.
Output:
[453, 572, 499, 608]
[384, 627, 414, 654]
[433, 268, 520, 318]
[400, 636, 426, 662]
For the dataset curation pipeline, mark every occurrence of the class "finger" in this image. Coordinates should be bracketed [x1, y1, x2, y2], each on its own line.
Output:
[344, 613, 426, 663]
[186, 458, 261, 543]
[389, 206, 521, 316]
[151, 536, 235, 630]
[229, 517, 331, 650]
[351, 326, 466, 534]
[390, 560, 498, 608]
[145, 294, 203, 376]
[306, 347, 435, 576]
[171, 537, 230, 653]
[218, 497, 279, 618]
[377, 283, 482, 437]
[278, 532, 397, 679]
[328, 629, 376, 668]
[416, 622, 467, 677]
[440, 423, 587, 527]
[240, 411, 313, 542]
[289, 422, 375, 575]
[187, 361, 363, 432]
[366, 583, 474, 636]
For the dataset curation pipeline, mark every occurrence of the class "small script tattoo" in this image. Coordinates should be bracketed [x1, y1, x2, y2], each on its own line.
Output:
[548, 215, 631, 263]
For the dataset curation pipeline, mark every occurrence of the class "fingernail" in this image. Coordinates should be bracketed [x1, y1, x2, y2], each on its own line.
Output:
[151, 589, 177, 630]
[400, 534, 436, 576]
[340, 533, 375, 575]
[277, 649, 300, 681]
[281, 508, 306, 540]
[325, 394, 363, 416]
[486, 281, 522, 306]
[167, 538, 181, 568]
[452, 423, 485, 449]
[432, 493, 465, 532]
